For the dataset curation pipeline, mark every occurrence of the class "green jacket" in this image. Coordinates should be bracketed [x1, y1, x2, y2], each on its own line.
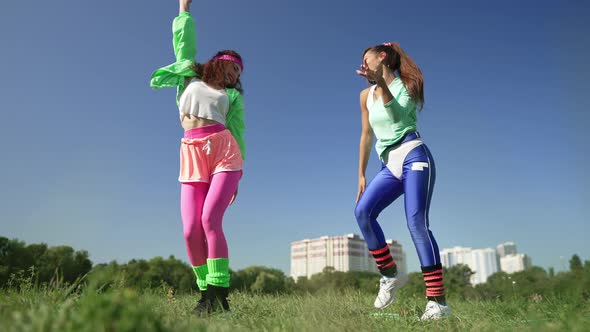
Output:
[150, 12, 246, 160]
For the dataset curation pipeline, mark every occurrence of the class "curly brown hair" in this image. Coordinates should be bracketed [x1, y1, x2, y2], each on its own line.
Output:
[364, 43, 424, 110]
[189, 50, 243, 94]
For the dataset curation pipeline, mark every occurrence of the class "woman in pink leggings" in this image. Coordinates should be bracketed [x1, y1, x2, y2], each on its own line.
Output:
[150, 0, 246, 315]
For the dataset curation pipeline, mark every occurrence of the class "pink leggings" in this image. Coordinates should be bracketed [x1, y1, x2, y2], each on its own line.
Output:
[180, 171, 241, 266]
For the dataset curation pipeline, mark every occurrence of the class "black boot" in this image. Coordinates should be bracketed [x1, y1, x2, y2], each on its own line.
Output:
[192, 289, 212, 316]
[208, 285, 230, 312]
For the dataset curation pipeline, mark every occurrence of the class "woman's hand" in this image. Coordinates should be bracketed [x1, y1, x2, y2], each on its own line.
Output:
[356, 62, 384, 84]
[356, 175, 366, 203]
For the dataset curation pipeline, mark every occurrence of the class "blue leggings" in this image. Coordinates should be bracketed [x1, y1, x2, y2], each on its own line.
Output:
[354, 139, 441, 267]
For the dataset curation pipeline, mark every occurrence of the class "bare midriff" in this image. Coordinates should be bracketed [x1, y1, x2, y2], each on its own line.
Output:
[180, 115, 222, 131]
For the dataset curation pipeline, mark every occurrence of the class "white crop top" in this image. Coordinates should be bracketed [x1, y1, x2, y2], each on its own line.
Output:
[178, 78, 229, 125]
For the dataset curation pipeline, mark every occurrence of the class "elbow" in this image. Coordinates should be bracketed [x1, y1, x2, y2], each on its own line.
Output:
[383, 99, 397, 109]
[360, 132, 372, 143]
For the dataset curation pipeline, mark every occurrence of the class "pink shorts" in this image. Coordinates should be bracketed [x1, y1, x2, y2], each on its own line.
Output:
[179, 124, 243, 183]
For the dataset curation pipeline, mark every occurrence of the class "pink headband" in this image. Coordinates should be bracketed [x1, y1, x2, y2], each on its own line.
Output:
[212, 54, 244, 71]
[383, 42, 392, 47]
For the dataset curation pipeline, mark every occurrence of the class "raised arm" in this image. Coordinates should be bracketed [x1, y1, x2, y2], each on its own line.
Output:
[149, 0, 198, 102]
[179, 0, 191, 13]
[174, 0, 197, 62]
[383, 86, 414, 119]
[357, 63, 396, 121]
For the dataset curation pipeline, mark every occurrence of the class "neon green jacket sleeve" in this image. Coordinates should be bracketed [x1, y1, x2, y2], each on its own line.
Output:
[150, 12, 197, 103]
[226, 89, 246, 159]
[150, 12, 246, 160]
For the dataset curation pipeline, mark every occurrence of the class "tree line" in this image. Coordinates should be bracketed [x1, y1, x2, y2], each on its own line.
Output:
[2, 236, 589, 301]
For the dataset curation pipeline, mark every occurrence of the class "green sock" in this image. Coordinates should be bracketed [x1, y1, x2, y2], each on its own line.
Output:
[192, 264, 208, 291]
[206, 258, 230, 288]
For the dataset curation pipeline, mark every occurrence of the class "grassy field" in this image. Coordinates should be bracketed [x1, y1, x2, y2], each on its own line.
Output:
[1, 283, 589, 332]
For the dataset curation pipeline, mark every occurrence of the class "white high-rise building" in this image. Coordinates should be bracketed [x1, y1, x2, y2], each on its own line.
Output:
[290, 234, 406, 279]
[442, 242, 533, 283]
[440, 246, 473, 267]
[496, 242, 517, 257]
[440, 246, 499, 285]
[470, 248, 499, 284]
[500, 254, 532, 273]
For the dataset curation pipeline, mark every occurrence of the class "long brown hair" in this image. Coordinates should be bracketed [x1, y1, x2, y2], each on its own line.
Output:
[364, 42, 424, 110]
[189, 50, 243, 93]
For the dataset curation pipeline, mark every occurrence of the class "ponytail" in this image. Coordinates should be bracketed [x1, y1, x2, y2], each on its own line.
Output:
[365, 42, 425, 110]
[389, 42, 424, 110]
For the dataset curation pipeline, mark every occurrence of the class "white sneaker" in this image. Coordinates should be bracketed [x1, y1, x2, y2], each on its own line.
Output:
[420, 300, 452, 320]
[373, 276, 402, 309]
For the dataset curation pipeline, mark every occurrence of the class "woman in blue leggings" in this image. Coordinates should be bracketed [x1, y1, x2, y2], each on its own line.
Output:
[354, 42, 451, 320]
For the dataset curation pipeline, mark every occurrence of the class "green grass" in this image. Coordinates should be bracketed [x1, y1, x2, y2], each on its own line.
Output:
[1, 285, 589, 332]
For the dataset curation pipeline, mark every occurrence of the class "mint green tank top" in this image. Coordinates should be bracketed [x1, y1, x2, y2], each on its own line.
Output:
[367, 77, 418, 159]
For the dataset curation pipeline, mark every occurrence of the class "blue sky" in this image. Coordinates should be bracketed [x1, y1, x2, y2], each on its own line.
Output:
[1, 0, 588, 275]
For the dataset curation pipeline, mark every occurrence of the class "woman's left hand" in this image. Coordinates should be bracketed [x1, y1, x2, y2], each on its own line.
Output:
[356, 62, 384, 83]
